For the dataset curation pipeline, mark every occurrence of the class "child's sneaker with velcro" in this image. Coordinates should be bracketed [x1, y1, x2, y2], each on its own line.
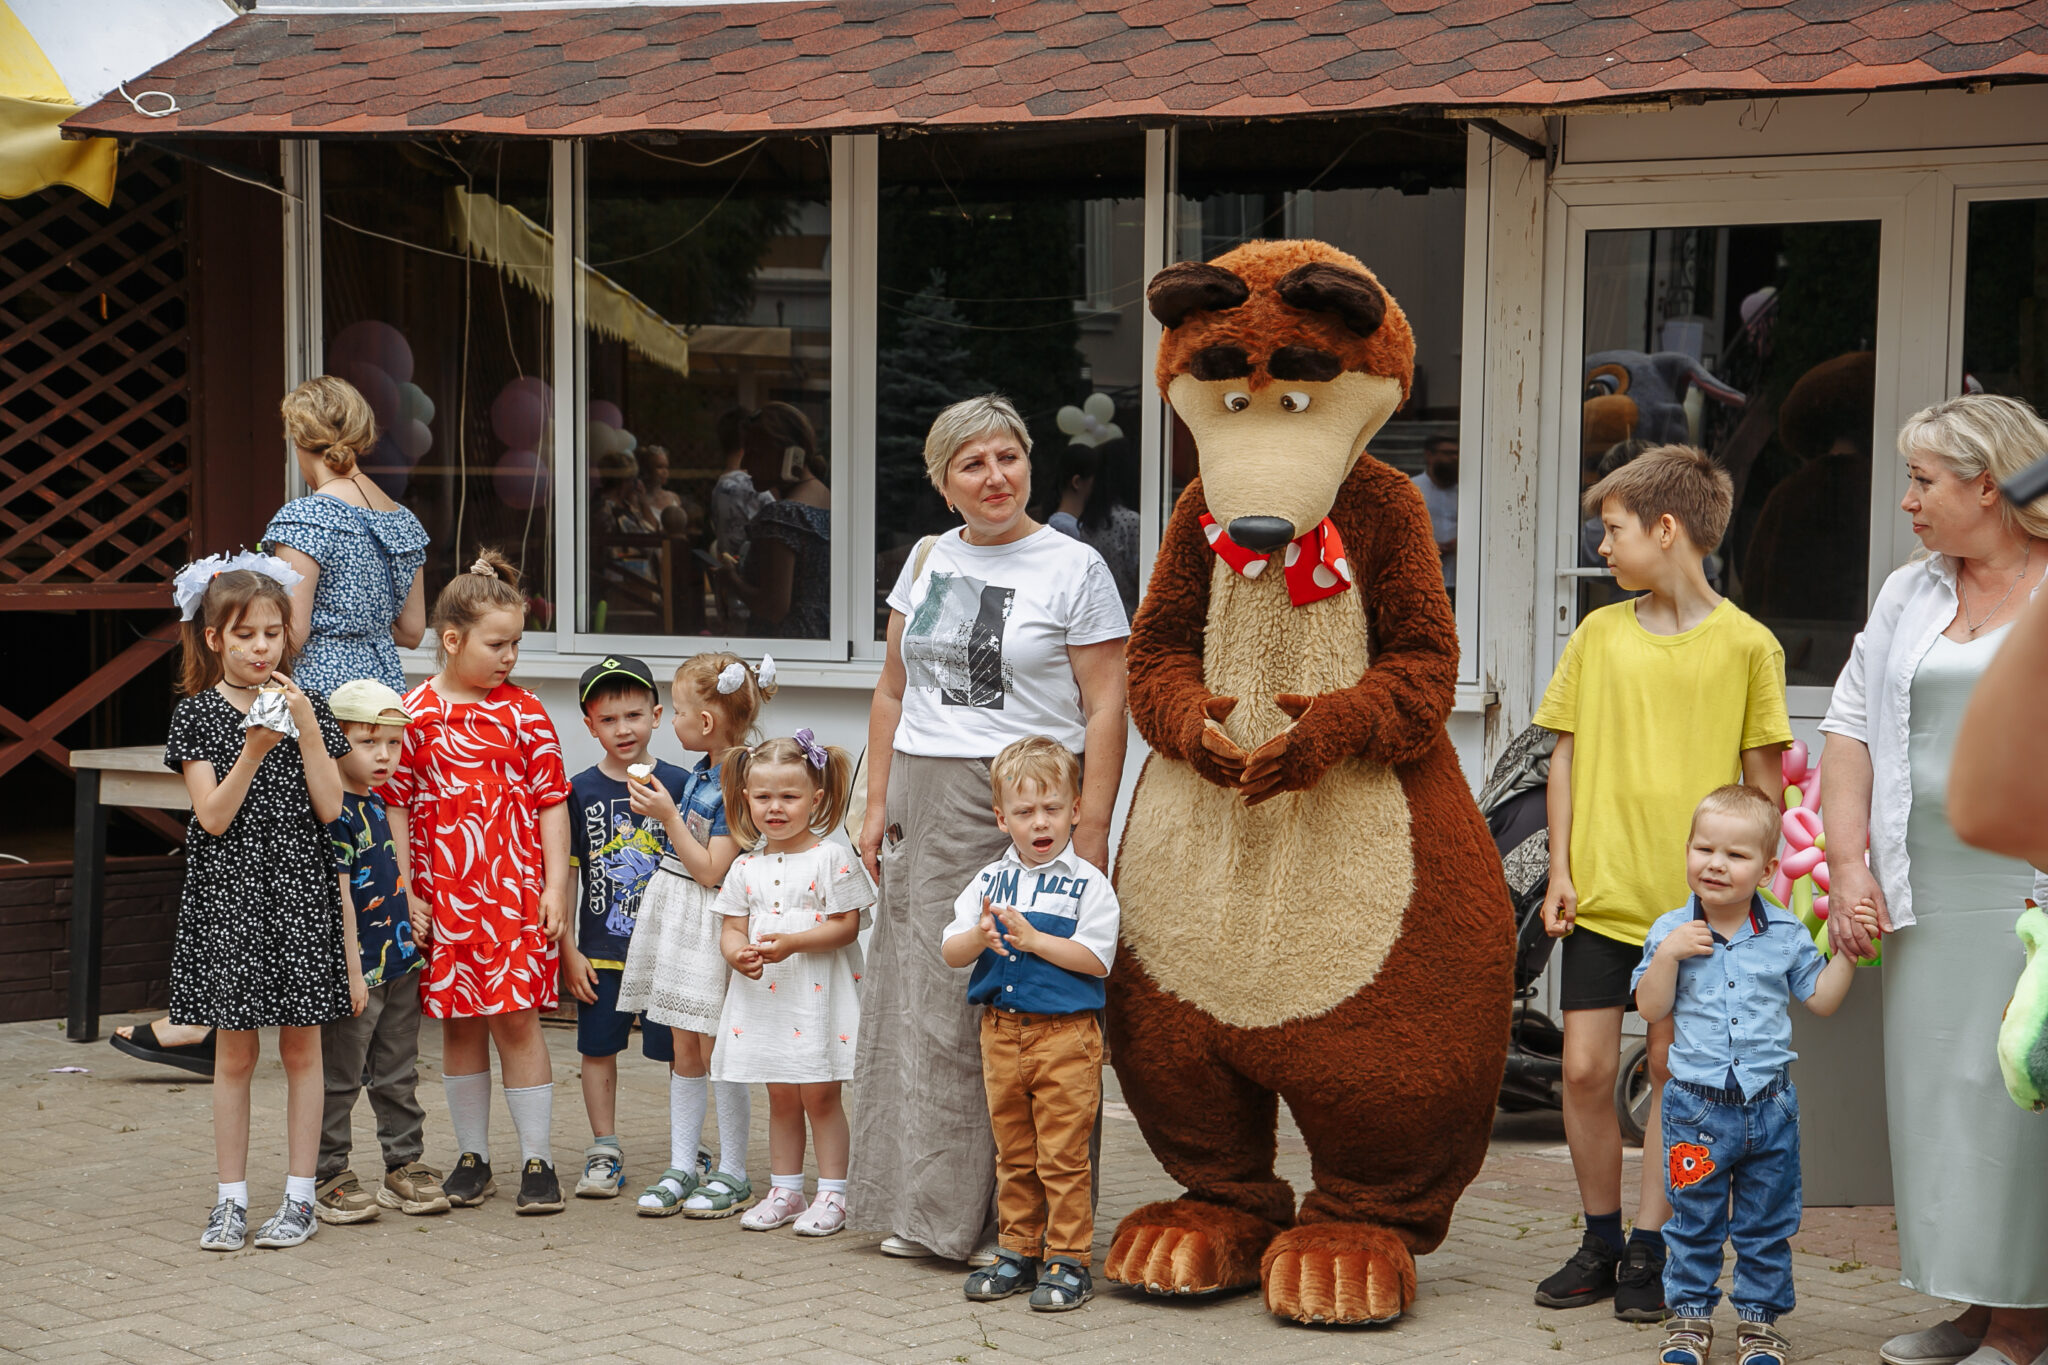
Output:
[379, 1161, 450, 1215]
[313, 1170, 380, 1224]
[575, 1143, 625, 1198]
[515, 1157, 564, 1214]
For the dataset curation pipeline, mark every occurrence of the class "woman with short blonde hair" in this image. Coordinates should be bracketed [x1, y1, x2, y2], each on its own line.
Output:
[848, 394, 1128, 1264]
[1821, 392, 2048, 1361]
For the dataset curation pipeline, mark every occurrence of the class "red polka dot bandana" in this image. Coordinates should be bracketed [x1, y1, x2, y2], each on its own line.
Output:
[1199, 514, 1353, 607]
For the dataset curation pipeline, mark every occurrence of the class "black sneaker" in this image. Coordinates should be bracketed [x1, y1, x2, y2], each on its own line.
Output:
[443, 1153, 495, 1208]
[515, 1157, 564, 1215]
[1614, 1238, 1667, 1321]
[1534, 1232, 1620, 1308]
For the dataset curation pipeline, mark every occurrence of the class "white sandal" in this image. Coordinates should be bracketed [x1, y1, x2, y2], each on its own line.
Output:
[740, 1185, 808, 1231]
[793, 1190, 847, 1237]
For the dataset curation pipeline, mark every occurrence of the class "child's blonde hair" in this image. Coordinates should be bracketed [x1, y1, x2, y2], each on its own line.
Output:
[281, 375, 378, 473]
[1692, 783, 1780, 852]
[674, 652, 777, 744]
[178, 569, 298, 696]
[989, 735, 1081, 808]
[1582, 443, 1733, 553]
[721, 733, 854, 847]
[429, 547, 524, 661]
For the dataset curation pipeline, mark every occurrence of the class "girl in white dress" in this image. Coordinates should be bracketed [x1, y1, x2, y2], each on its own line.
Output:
[712, 731, 873, 1237]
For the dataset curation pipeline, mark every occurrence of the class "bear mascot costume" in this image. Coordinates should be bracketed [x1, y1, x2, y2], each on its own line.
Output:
[1105, 239, 1514, 1326]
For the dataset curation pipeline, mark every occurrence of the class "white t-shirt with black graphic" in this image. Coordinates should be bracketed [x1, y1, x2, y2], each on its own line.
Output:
[886, 525, 1130, 758]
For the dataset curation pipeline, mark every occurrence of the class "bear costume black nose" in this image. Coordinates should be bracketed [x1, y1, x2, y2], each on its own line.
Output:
[1227, 516, 1295, 552]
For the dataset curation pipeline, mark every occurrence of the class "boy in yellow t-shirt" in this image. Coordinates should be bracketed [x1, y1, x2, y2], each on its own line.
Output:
[1531, 445, 1792, 1322]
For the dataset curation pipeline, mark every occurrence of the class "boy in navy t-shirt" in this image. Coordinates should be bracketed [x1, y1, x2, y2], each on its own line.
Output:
[942, 736, 1120, 1314]
[563, 656, 686, 1198]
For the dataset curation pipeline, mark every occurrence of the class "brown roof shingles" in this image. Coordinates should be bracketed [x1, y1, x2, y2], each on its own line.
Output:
[63, 0, 2048, 139]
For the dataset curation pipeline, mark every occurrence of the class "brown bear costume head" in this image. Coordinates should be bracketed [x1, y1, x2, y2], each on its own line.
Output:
[1148, 239, 1416, 551]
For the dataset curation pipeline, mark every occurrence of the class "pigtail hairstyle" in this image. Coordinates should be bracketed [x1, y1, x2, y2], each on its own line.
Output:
[719, 735, 855, 847]
[673, 652, 778, 744]
[178, 569, 298, 696]
[429, 547, 525, 661]
[281, 376, 379, 474]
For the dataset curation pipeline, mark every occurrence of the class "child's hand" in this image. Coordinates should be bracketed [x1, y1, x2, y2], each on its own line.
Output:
[1849, 900, 1883, 941]
[276, 675, 319, 737]
[754, 933, 794, 965]
[408, 894, 433, 949]
[1541, 875, 1578, 938]
[991, 903, 1041, 956]
[242, 719, 287, 761]
[539, 885, 568, 941]
[1658, 921, 1715, 962]
[562, 948, 599, 1005]
[627, 774, 679, 824]
[348, 971, 368, 1017]
[977, 896, 1008, 954]
[731, 943, 764, 979]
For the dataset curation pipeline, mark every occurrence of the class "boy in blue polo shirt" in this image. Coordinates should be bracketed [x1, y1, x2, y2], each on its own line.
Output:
[1630, 784, 1875, 1365]
[942, 735, 1120, 1314]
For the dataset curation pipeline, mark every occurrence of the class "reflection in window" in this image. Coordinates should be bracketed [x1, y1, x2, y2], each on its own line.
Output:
[582, 139, 832, 641]
[874, 129, 1146, 638]
[1963, 198, 2048, 412]
[1578, 222, 1879, 685]
[1175, 119, 1466, 598]
[321, 142, 553, 622]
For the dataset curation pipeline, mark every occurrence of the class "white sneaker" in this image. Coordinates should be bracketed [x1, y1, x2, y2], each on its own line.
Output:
[878, 1234, 933, 1258]
[966, 1238, 1001, 1268]
[793, 1190, 847, 1237]
[199, 1199, 246, 1252]
[252, 1197, 318, 1249]
[575, 1144, 624, 1199]
[739, 1185, 808, 1231]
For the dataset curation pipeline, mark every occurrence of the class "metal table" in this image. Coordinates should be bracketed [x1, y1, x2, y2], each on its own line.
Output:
[68, 746, 188, 1043]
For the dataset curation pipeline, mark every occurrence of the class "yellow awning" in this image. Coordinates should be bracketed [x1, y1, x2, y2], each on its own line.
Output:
[446, 185, 792, 380]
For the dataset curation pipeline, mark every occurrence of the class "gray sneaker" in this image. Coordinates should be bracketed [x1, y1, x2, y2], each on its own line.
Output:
[199, 1199, 246, 1252]
[1882, 1325, 1985, 1365]
[252, 1197, 318, 1249]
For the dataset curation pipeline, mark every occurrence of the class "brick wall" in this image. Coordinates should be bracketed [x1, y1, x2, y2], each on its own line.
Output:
[0, 856, 183, 1024]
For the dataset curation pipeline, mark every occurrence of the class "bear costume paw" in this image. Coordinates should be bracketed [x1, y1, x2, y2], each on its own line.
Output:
[1104, 1200, 1275, 1296]
[1261, 1223, 1416, 1326]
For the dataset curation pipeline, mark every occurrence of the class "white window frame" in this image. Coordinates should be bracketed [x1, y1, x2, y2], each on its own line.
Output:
[1537, 169, 1937, 718]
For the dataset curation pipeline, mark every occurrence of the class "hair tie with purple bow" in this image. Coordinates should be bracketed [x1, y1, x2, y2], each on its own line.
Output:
[793, 728, 828, 770]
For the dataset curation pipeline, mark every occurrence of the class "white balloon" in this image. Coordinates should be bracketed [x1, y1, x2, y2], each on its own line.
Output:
[398, 382, 435, 427]
[1083, 391, 1115, 424]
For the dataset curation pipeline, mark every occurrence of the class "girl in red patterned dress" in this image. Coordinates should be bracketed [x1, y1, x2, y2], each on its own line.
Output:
[386, 550, 573, 1215]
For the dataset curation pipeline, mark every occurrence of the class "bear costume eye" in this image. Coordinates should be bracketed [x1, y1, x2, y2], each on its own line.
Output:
[1223, 391, 1251, 412]
[1280, 391, 1311, 412]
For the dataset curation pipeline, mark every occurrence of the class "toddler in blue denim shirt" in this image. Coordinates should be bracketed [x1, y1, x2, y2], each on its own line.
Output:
[1629, 784, 1877, 1365]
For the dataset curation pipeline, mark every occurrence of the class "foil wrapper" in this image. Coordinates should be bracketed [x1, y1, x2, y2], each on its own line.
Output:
[244, 687, 298, 740]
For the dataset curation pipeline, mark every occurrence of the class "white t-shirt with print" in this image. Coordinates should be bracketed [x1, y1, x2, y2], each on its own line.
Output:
[886, 526, 1129, 758]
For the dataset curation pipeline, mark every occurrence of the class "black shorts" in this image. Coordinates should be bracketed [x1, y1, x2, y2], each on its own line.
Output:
[575, 967, 676, 1062]
[1559, 928, 1645, 1013]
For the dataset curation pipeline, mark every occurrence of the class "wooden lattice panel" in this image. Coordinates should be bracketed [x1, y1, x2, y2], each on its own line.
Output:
[0, 148, 192, 609]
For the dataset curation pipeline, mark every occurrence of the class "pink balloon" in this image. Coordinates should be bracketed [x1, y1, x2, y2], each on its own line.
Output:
[1781, 807, 1824, 850]
[492, 377, 551, 450]
[1780, 740, 1809, 787]
[588, 399, 623, 430]
[335, 361, 400, 434]
[327, 320, 414, 386]
[1771, 868, 1794, 905]
[494, 447, 549, 510]
[1810, 860, 1830, 893]
[1813, 898, 1830, 921]
[1781, 846, 1825, 881]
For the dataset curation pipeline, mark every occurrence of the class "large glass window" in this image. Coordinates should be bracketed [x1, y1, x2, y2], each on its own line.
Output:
[1175, 119, 1467, 598]
[1961, 197, 2048, 410]
[581, 139, 832, 642]
[1577, 221, 1880, 685]
[874, 129, 1147, 637]
[320, 142, 555, 623]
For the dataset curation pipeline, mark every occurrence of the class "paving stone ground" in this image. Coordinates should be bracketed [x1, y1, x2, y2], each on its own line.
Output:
[2, 1015, 1945, 1365]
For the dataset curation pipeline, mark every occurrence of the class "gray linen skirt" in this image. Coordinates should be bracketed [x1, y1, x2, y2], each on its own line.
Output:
[846, 752, 1009, 1259]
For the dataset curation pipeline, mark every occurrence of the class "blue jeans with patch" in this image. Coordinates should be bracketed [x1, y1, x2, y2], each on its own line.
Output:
[1660, 1076, 1802, 1324]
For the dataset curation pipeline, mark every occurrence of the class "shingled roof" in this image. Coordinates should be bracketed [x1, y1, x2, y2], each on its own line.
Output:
[65, 0, 2048, 139]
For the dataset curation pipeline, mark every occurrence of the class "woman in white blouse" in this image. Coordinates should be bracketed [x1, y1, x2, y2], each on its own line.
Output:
[1819, 394, 2048, 1365]
[848, 395, 1129, 1265]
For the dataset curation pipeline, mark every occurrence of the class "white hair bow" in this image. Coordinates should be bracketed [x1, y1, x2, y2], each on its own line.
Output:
[715, 654, 777, 695]
[172, 550, 305, 621]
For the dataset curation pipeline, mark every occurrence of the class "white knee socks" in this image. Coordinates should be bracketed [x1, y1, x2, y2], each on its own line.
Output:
[503, 1082, 553, 1165]
[670, 1073, 709, 1173]
[713, 1080, 750, 1181]
[443, 1071, 491, 1159]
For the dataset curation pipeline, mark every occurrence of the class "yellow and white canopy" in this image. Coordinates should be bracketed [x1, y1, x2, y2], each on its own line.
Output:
[1, 0, 233, 205]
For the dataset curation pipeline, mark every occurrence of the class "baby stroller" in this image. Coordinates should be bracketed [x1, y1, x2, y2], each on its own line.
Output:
[1478, 725, 1654, 1145]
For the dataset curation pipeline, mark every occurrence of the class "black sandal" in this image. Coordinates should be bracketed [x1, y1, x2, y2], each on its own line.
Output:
[964, 1249, 1037, 1301]
[109, 1022, 216, 1077]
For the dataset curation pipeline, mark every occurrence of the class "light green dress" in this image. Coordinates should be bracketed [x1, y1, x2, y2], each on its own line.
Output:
[1884, 626, 2048, 1307]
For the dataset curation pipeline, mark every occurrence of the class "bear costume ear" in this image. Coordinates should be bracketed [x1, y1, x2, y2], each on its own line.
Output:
[1148, 262, 1250, 329]
[1274, 262, 1387, 339]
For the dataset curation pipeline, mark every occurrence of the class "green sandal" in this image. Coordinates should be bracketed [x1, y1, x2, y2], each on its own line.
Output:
[681, 1172, 752, 1219]
[635, 1167, 699, 1217]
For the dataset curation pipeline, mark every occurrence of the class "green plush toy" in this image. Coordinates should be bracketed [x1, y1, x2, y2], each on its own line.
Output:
[1999, 903, 2048, 1113]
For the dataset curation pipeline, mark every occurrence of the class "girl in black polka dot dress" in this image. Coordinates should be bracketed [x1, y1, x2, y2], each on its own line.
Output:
[166, 555, 354, 1253]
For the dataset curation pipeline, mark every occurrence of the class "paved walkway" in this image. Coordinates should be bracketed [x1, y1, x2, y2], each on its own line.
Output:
[2, 1015, 1946, 1365]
